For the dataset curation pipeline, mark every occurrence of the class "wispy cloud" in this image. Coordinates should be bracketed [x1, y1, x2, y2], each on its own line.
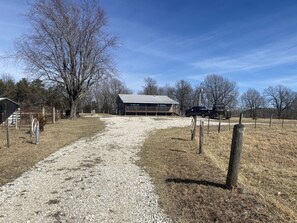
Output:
[237, 74, 297, 92]
[100, 1, 297, 93]
[191, 37, 297, 74]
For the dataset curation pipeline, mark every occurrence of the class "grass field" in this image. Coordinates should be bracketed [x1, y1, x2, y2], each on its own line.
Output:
[0, 115, 105, 186]
[139, 118, 297, 222]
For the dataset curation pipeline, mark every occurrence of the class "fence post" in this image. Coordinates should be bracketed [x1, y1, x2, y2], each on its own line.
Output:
[6, 119, 10, 148]
[15, 113, 18, 130]
[269, 114, 273, 127]
[30, 114, 33, 137]
[229, 118, 231, 131]
[191, 116, 197, 140]
[15, 109, 19, 130]
[239, 113, 243, 124]
[254, 117, 257, 128]
[226, 124, 245, 189]
[35, 123, 39, 145]
[42, 107, 45, 117]
[207, 117, 210, 135]
[52, 107, 56, 124]
[218, 115, 221, 133]
[198, 120, 204, 154]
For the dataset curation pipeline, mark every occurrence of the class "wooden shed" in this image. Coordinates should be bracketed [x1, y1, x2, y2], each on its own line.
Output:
[0, 98, 20, 123]
[117, 94, 179, 116]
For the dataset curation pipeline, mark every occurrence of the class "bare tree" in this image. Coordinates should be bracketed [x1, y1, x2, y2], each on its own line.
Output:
[263, 85, 295, 118]
[16, 0, 116, 118]
[92, 77, 131, 114]
[158, 84, 176, 99]
[0, 73, 16, 99]
[241, 88, 264, 118]
[141, 77, 159, 95]
[203, 74, 238, 108]
[291, 95, 297, 115]
[175, 80, 193, 113]
[109, 78, 132, 113]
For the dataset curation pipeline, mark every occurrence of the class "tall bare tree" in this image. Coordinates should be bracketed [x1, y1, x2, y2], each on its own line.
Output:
[175, 80, 193, 113]
[263, 85, 295, 118]
[241, 88, 264, 118]
[203, 74, 238, 108]
[16, 0, 116, 118]
[92, 77, 131, 114]
[158, 84, 176, 99]
[291, 95, 297, 113]
[141, 77, 159, 95]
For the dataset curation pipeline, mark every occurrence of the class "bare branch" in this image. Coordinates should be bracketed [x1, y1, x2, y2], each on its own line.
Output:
[16, 0, 117, 118]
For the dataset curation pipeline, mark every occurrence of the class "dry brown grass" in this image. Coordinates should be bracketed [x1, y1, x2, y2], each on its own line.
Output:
[0, 115, 105, 186]
[139, 119, 297, 223]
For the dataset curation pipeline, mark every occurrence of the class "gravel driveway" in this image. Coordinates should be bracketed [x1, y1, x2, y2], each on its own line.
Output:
[0, 116, 191, 223]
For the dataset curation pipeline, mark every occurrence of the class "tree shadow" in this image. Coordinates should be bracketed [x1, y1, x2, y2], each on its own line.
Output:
[165, 178, 227, 189]
[171, 137, 189, 141]
[169, 149, 187, 153]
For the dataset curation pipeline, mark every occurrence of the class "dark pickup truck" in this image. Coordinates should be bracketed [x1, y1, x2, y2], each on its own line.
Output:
[185, 106, 210, 117]
[210, 104, 231, 119]
[185, 104, 231, 119]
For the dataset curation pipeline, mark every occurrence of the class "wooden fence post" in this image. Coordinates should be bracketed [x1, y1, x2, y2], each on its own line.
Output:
[191, 116, 197, 140]
[226, 124, 245, 189]
[30, 114, 33, 137]
[42, 107, 45, 117]
[254, 117, 257, 128]
[269, 114, 273, 127]
[4, 101, 10, 148]
[207, 117, 210, 135]
[52, 107, 56, 124]
[239, 113, 243, 124]
[15, 109, 19, 130]
[15, 113, 18, 130]
[198, 120, 204, 154]
[218, 115, 221, 133]
[6, 119, 10, 148]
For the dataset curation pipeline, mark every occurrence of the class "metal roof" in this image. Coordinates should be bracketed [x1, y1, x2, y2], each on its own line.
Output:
[0, 97, 19, 104]
[118, 94, 179, 104]
[0, 97, 20, 123]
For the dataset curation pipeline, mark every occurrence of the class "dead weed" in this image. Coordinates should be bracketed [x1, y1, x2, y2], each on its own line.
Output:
[139, 123, 296, 223]
[0, 116, 105, 186]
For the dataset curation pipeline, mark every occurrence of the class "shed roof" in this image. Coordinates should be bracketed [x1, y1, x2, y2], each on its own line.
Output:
[118, 94, 179, 104]
[0, 98, 20, 123]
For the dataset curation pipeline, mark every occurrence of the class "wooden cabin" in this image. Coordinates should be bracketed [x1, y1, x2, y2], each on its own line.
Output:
[117, 94, 179, 116]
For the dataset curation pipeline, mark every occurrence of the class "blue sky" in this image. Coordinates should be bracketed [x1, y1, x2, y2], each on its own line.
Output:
[1, 0, 297, 94]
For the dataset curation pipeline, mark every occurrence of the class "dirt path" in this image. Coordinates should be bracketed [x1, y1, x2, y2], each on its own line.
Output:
[0, 116, 191, 223]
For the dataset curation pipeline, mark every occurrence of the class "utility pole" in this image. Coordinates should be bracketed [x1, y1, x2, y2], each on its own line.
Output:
[198, 87, 204, 106]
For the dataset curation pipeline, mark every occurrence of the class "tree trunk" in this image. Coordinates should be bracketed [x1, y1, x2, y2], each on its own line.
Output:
[277, 109, 282, 119]
[69, 98, 78, 119]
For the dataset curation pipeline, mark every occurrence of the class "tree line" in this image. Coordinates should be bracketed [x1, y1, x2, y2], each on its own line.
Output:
[137, 74, 297, 119]
[0, 73, 131, 115]
[1, 72, 297, 119]
[0, 74, 67, 110]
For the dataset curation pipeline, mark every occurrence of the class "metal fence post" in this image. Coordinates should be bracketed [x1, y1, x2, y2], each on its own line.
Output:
[35, 123, 39, 145]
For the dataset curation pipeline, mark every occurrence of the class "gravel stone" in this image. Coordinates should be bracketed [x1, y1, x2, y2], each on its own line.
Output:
[0, 116, 191, 223]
